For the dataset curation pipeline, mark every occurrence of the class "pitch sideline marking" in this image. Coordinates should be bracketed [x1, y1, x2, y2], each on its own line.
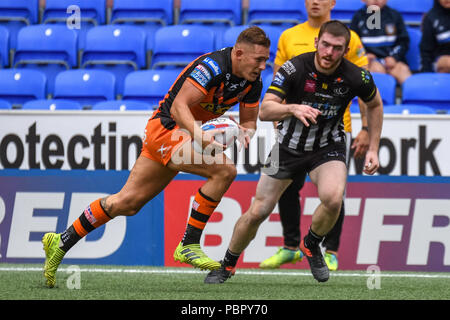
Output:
[0, 266, 449, 279]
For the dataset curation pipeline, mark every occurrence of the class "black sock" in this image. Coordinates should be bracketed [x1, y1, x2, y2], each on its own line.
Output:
[59, 225, 82, 252]
[304, 228, 324, 249]
[223, 249, 240, 268]
[181, 224, 203, 246]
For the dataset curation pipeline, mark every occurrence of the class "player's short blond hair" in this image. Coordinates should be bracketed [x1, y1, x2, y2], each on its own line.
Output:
[236, 26, 271, 48]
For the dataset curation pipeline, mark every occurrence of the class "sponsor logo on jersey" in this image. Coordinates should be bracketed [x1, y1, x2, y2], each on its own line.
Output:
[302, 100, 340, 119]
[190, 69, 210, 88]
[200, 103, 231, 115]
[361, 70, 371, 84]
[334, 86, 350, 96]
[157, 144, 172, 158]
[281, 61, 296, 75]
[273, 73, 285, 86]
[304, 80, 316, 93]
[309, 72, 318, 79]
[203, 57, 221, 76]
[194, 64, 212, 81]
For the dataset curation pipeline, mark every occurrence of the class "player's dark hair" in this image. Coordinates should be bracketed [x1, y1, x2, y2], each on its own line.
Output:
[236, 26, 271, 48]
[318, 20, 351, 48]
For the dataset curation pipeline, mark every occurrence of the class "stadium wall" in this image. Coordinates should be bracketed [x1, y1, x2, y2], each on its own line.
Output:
[0, 111, 449, 272]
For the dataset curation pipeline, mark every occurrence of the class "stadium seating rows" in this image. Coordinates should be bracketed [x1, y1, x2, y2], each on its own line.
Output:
[0, 0, 447, 114]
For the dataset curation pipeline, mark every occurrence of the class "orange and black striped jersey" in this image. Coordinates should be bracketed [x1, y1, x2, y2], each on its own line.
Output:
[153, 47, 262, 130]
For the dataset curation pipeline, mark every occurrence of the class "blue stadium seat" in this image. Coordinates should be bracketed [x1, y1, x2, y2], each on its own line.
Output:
[111, 0, 173, 56]
[219, 25, 247, 50]
[151, 25, 215, 70]
[406, 27, 421, 72]
[402, 73, 450, 111]
[81, 25, 147, 95]
[43, 0, 106, 25]
[0, 99, 12, 109]
[111, 0, 173, 26]
[383, 104, 436, 114]
[53, 69, 116, 108]
[258, 25, 284, 66]
[331, 0, 362, 22]
[388, 0, 433, 25]
[179, 0, 241, 26]
[22, 99, 83, 110]
[372, 72, 397, 105]
[43, 0, 107, 49]
[351, 72, 396, 107]
[92, 100, 154, 111]
[0, 26, 9, 67]
[0, 0, 39, 49]
[247, 0, 305, 29]
[220, 25, 281, 69]
[349, 102, 361, 114]
[179, 0, 241, 49]
[0, 69, 47, 107]
[123, 70, 180, 107]
[13, 25, 78, 95]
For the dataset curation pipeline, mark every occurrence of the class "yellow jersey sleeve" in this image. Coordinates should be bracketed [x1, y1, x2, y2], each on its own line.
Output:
[346, 30, 369, 68]
[274, 31, 289, 67]
[274, 23, 317, 67]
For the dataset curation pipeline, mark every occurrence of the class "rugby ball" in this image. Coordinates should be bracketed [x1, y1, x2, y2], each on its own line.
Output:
[193, 117, 239, 154]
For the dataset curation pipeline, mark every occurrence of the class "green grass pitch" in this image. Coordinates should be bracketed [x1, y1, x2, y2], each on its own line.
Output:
[1, 263, 449, 301]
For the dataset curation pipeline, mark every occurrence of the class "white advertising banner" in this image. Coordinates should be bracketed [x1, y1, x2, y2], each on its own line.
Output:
[0, 110, 449, 176]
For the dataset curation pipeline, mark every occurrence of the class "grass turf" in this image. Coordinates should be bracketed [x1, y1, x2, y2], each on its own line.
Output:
[1, 264, 449, 301]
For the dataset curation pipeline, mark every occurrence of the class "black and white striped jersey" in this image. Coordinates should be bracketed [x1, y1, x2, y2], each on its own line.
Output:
[266, 52, 377, 152]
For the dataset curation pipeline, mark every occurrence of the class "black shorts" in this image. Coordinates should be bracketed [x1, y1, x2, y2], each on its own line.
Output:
[262, 142, 347, 180]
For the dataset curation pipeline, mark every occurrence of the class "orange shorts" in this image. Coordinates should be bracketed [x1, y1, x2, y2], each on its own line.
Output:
[140, 114, 191, 166]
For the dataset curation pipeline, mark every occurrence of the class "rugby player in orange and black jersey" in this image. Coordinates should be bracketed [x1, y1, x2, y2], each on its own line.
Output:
[267, 51, 377, 153]
[152, 46, 263, 130]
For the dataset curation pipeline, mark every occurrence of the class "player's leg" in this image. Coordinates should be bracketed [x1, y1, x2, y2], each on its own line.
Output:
[300, 159, 347, 282]
[169, 144, 237, 270]
[322, 131, 351, 270]
[259, 172, 306, 269]
[322, 200, 344, 271]
[42, 155, 177, 287]
[309, 160, 347, 238]
[205, 174, 292, 283]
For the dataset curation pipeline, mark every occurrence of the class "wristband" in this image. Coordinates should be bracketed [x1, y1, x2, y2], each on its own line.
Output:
[361, 126, 369, 132]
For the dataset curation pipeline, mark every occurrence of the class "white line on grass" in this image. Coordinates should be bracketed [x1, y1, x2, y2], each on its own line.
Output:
[0, 266, 450, 279]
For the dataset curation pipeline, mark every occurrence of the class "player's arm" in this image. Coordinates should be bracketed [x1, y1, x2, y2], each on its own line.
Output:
[361, 89, 383, 175]
[347, 31, 370, 137]
[171, 80, 223, 150]
[260, 93, 321, 125]
[228, 103, 258, 150]
[352, 64, 370, 159]
[261, 60, 321, 124]
[270, 64, 282, 129]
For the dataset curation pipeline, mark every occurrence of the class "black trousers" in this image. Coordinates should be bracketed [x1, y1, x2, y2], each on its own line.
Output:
[278, 172, 344, 252]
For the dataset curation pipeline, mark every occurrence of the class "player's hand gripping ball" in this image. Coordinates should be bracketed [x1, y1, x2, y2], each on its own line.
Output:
[193, 117, 239, 154]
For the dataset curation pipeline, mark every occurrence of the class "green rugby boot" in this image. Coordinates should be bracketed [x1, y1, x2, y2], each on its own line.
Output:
[173, 242, 221, 271]
[259, 247, 303, 269]
[42, 233, 66, 288]
[324, 251, 338, 271]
